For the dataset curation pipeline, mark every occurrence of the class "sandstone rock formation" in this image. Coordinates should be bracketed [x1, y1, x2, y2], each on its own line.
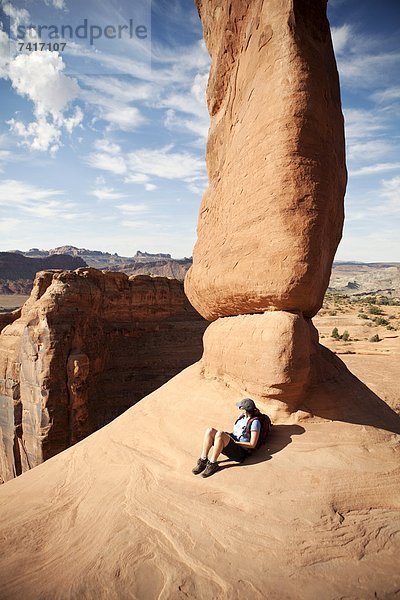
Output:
[183, 0, 347, 414]
[202, 311, 316, 418]
[185, 0, 347, 320]
[0, 308, 20, 332]
[0, 2, 398, 598]
[0, 269, 207, 482]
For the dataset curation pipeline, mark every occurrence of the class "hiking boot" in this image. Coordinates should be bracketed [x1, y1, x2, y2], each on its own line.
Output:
[192, 457, 208, 475]
[201, 461, 220, 478]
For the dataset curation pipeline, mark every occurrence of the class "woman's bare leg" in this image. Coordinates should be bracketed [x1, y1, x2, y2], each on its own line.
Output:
[209, 431, 231, 462]
[200, 427, 217, 459]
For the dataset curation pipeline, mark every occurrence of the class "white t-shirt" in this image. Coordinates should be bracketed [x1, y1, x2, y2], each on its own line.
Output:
[232, 415, 261, 442]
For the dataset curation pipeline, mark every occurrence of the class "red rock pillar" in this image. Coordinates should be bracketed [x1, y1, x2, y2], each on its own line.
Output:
[186, 0, 347, 415]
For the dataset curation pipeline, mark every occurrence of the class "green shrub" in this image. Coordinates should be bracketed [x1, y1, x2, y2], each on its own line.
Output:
[331, 327, 340, 339]
[341, 330, 350, 341]
[328, 310, 337, 316]
[369, 334, 381, 343]
[374, 317, 389, 326]
[368, 306, 383, 315]
[358, 313, 369, 319]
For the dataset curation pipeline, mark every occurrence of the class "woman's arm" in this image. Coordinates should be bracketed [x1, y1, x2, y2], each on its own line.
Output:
[236, 429, 259, 449]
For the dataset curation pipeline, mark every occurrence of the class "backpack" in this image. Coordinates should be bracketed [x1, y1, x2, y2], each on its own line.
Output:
[236, 410, 272, 449]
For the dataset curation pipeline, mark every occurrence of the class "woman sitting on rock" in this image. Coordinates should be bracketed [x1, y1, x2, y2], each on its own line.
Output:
[192, 398, 262, 478]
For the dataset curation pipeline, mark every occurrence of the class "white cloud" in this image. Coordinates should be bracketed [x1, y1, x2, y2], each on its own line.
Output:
[344, 108, 386, 141]
[0, 28, 10, 78]
[347, 140, 395, 163]
[6, 50, 82, 153]
[116, 203, 148, 214]
[1, 2, 30, 37]
[331, 24, 351, 55]
[82, 77, 153, 103]
[156, 63, 209, 140]
[87, 140, 205, 190]
[94, 139, 121, 155]
[124, 173, 150, 184]
[338, 51, 400, 89]
[99, 105, 143, 131]
[120, 220, 147, 229]
[0, 178, 78, 219]
[0, 179, 61, 204]
[86, 152, 127, 175]
[9, 51, 78, 120]
[378, 175, 400, 216]
[8, 117, 61, 154]
[349, 163, 400, 177]
[89, 188, 128, 201]
[127, 145, 205, 180]
[80, 77, 147, 132]
[370, 86, 400, 105]
[44, 0, 66, 9]
[64, 106, 83, 133]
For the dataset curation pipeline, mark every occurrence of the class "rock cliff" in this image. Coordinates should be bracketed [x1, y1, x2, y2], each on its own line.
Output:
[0, 269, 207, 482]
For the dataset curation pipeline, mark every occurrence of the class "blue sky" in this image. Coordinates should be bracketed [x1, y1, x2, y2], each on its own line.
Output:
[0, 0, 399, 261]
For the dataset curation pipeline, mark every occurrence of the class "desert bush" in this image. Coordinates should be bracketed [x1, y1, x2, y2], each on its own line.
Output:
[374, 317, 389, 326]
[331, 327, 340, 339]
[368, 306, 383, 315]
[369, 334, 381, 343]
[358, 313, 368, 319]
[341, 330, 350, 341]
[328, 310, 337, 316]
[386, 325, 395, 331]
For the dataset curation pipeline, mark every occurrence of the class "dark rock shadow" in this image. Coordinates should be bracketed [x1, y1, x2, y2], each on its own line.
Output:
[303, 345, 400, 435]
[218, 425, 305, 471]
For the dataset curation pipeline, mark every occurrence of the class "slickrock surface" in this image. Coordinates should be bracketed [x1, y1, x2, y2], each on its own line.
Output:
[185, 0, 346, 320]
[0, 269, 207, 482]
[0, 356, 399, 599]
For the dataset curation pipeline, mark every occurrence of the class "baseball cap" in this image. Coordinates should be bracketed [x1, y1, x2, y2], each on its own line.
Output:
[236, 398, 256, 411]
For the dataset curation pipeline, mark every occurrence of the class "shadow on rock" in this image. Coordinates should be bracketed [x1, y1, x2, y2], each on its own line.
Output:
[304, 345, 400, 434]
[219, 425, 305, 471]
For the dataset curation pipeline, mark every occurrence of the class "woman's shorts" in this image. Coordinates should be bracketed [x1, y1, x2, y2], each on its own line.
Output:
[221, 434, 249, 462]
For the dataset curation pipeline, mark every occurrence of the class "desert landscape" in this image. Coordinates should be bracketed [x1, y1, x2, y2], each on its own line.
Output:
[0, 0, 399, 598]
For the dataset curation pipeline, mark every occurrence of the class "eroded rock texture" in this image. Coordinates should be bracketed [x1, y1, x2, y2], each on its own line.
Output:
[201, 312, 316, 417]
[185, 0, 346, 321]
[0, 269, 207, 482]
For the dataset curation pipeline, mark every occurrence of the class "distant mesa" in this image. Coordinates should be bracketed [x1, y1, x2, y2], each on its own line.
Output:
[134, 250, 172, 260]
[1, 248, 192, 295]
[0, 252, 87, 294]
